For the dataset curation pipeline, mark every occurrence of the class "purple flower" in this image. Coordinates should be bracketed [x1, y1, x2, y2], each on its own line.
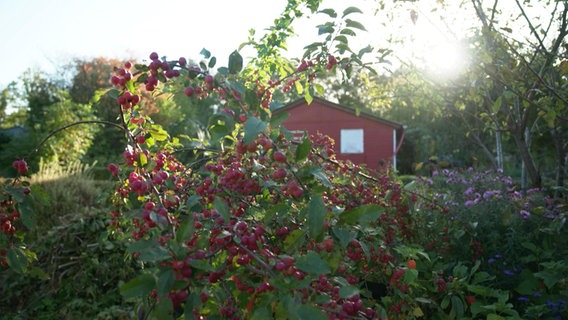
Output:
[517, 296, 530, 302]
[432, 170, 439, 176]
[488, 258, 495, 264]
[465, 200, 475, 207]
[503, 269, 515, 276]
[520, 210, 531, 219]
[464, 187, 474, 196]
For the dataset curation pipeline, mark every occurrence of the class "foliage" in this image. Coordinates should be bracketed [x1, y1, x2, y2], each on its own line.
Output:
[408, 168, 568, 319]
[0, 159, 136, 319]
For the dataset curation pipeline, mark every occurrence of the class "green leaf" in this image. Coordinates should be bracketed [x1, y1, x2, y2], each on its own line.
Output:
[187, 259, 215, 272]
[148, 124, 169, 141]
[358, 45, 373, 58]
[296, 251, 331, 274]
[403, 269, 419, 283]
[208, 56, 217, 68]
[128, 240, 171, 262]
[334, 35, 349, 45]
[317, 22, 335, 35]
[134, 64, 149, 72]
[28, 266, 50, 280]
[487, 314, 506, 320]
[120, 274, 156, 299]
[284, 229, 306, 251]
[332, 226, 355, 248]
[139, 246, 171, 262]
[345, 19, 366, 31]
[559, 60, 568, 76]
[336, 43, 351, 54]
[157, 269, 175, 296]
[318, 8, 337, 18]
[184, 292, 202, 320]
[342, 6, 363, 17]
[244, 117, 267, 145]
[294, 79, 303, 95]
[270, 111, 289, 127]
[310, 167, 332, 187]
[296, 304, 328, 320]
[296, 137, 312, 162]
[176, 214, 195, 243]
[6, 248, 29, 273]
[228, 50, 243, 74]
[339, 285, 359, 298]
[200, 48, 211, 59]
[214, 197, 230, 222]
[534, 269, 563, 289]
[339, 204, 384, 225]
[138, 152, 148, 167]
[340, 28, 357, 37]
[492, 96, 502, 114]
[305, 89, 313, 105]
[307, 195, 326, 242]
[18, 197, 35, 229]
[251, 306, 272, 319]
[152, 298, 174, 319]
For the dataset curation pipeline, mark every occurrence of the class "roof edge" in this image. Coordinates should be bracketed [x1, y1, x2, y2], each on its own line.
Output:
[274, 96, 404, 130]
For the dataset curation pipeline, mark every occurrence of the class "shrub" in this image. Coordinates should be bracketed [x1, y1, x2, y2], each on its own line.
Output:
[409, 168, 568, 319]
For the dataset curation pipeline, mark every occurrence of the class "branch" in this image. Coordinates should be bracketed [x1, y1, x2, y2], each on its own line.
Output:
[28, 120, 128, 159]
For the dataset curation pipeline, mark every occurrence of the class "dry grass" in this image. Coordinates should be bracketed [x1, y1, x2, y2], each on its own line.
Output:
[25, 159, 113, 229]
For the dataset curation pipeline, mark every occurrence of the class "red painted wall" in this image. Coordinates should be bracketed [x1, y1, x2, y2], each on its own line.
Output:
[279, 99, 400, 171]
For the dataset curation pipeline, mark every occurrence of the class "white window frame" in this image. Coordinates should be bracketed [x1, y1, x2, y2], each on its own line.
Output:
[340, 129, 364, 154]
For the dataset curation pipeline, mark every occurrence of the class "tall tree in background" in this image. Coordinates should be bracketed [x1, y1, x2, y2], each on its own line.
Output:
[357, 0, 567, 190]
[469, 0, 568, 189]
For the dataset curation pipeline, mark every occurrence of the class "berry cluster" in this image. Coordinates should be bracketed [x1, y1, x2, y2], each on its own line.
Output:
[110, 61, 133, 87]
[11, 159, 28, 175]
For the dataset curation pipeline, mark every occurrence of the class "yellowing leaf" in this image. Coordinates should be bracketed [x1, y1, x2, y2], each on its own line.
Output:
[559, 60, 568, 76]
[413, 306, 424, 317]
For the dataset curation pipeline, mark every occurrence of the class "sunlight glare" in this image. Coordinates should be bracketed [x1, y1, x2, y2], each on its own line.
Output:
[423, 41, 467, 79]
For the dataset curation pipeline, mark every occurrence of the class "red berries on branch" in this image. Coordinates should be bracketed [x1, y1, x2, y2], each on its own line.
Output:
[12, 159, 28, 175]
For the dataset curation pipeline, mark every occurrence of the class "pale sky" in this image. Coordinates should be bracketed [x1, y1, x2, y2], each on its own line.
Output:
[0, 0, 487, 88]
[0, 0, 291, 87]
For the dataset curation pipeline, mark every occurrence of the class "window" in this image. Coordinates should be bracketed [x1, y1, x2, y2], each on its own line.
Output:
[340, 129, 364, 154]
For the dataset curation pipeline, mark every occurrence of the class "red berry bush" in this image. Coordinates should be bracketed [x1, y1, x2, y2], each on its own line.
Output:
[100, 49, 422, 319]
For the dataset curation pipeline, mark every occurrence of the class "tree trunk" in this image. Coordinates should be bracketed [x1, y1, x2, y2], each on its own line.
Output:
[553, 127, 566, 199]
[513, 129, 541, 189]
[495, 128, 503, 170]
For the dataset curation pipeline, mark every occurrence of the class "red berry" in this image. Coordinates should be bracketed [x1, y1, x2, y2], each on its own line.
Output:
[408, 259, 416, 269]
[107, 163, 119, 176]
[273, 151, 287, 163]
[272, 168, 287, 180]
[184, 86, 195, 97]
[149, 52, 159, 60]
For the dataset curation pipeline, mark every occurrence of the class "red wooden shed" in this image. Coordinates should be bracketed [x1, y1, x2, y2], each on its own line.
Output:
[275, 97, 404, 171]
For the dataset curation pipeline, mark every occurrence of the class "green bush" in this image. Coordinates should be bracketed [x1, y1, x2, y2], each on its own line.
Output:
[0, 162, 136, 319]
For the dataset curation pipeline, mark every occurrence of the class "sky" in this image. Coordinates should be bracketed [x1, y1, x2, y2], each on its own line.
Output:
[0, 0, 290, 87]
[0, 0, 482, 89]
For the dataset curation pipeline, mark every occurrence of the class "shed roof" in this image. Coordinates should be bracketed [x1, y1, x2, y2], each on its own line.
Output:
[275, 97, 404, 131]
